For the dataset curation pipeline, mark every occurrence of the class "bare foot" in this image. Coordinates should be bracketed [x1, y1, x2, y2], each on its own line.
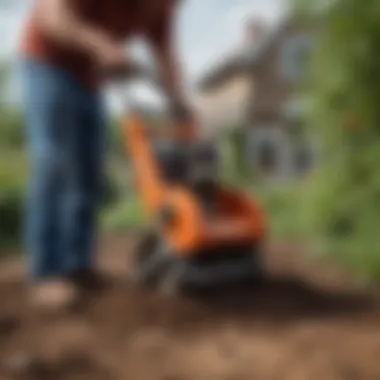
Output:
[29, 279, 78, 312]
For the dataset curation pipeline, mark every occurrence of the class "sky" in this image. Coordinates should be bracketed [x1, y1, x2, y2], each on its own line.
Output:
[0, 0, 286, 111]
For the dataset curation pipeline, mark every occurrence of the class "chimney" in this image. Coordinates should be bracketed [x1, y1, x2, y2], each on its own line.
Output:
[243, 17, 266, 47]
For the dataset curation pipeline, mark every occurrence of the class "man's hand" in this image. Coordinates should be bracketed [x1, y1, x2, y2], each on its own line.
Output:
[92, 39, 136, 78]
[169, 98, 195, 124]
[94, 40, 126, 71]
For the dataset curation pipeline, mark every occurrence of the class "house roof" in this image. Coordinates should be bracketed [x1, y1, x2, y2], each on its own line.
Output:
[197, 14, 292, 92]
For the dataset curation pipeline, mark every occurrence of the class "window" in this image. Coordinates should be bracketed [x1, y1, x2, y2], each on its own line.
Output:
[281, 34, 312, 82]
[247, 126, 288, 177]
[258, 139, 278, 174]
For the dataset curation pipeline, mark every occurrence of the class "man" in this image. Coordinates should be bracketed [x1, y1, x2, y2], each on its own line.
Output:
[20, 0, 191, 309]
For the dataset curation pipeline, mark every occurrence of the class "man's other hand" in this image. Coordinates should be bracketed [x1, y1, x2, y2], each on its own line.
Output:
[93, 40, 140, 79]
[170, 98, 196, 125]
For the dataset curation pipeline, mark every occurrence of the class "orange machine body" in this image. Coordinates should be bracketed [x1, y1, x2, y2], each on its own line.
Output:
[123, 113, 267, 257]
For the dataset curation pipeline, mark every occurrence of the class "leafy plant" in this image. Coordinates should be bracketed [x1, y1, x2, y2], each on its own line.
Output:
[295, 0, 380, 282]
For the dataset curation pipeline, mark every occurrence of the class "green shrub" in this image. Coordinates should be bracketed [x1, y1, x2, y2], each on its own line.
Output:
[301, 149, 380, 283]
[0, 188, 24, 248]
[0, 108, 24, 150]
[0, 156, 27, 249]
[288, 0, 380, 282]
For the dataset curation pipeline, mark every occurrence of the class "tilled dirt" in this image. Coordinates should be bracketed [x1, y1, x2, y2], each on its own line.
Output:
[0, 236, 380, 380]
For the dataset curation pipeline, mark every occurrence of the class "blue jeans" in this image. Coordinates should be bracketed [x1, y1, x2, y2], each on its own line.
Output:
[21, 59, 106, 280]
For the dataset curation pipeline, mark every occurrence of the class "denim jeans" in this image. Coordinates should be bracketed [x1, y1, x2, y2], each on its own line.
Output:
[21, 58, 106, 280]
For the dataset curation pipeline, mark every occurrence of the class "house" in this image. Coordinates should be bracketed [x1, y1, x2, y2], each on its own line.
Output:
[196, 14, 316, 181]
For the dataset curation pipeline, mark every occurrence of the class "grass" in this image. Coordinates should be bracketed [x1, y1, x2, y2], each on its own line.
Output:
[102, 194, 145, 232]
[254, 181, 309, 240]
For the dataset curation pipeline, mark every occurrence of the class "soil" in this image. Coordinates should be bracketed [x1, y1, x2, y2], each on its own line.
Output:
[0, 235, 380, 380]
